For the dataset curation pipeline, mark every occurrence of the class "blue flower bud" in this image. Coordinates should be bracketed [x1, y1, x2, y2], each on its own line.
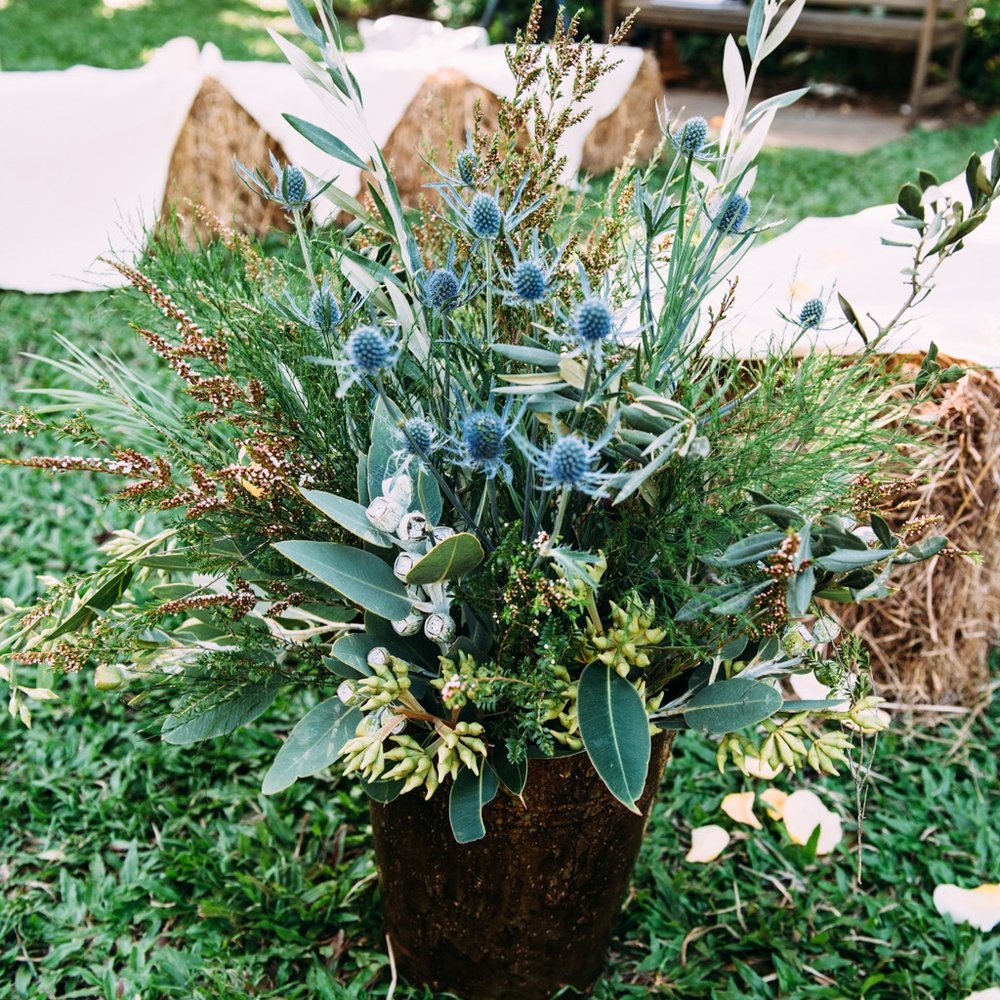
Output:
[545, 436, 591, 487]
[798, 298, 824, 329]
[574, 296, 613, 344]
[715, 193, 751, 233]
[468, 193, 502, 239]
[674, 116, 708, 155]
[512, 260, 547, 303]
[401, 416, 435, 456]
[281, 165, 307, 208]
[345, 325, 391, 375]
[462, 410, 506, 464]
[457, 149, 477, 186]
[308, 287, 340, 333]
[427, 268, 460, 311]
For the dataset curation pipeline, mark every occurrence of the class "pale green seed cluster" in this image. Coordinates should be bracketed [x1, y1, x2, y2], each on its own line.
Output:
[580, 598, 666, 678]
[355, 652, 412, 711]
[537, 663, 582, 750]
[382, 721, 488, 798]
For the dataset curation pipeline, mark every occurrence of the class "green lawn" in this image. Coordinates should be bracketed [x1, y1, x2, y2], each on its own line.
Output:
[1, 3, 998, 998]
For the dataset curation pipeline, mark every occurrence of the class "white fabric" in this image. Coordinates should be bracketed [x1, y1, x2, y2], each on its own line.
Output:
[715, 157, 1000, 368]
[0, 28, 645, 294]
[0, 38, 204, 293]
[358, 16, 489, 52]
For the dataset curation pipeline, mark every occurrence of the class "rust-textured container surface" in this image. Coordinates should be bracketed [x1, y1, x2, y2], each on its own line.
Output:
[369, 733, 673, 1000]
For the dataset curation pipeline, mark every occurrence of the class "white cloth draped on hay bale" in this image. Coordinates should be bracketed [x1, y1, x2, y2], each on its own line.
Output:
[0, 27, 654, 293]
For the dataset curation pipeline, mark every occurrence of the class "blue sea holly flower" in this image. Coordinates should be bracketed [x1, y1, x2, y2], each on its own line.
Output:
[400, 416, 437, 457]
[673, 116, 709, 156]
[281, 165, 307, 208]
[713, 192, 752, 234]
[308, 281, 340, 334]
[468, 193, 503, 239]
[798, 298, 825, 329]
[525, 429, 615, 497]
[457, 147, 478, 187]
[575, 297, 614, 345]
[346, 326, 392, 374]
[426, 268, 461, 311]
[458, 405, 519, 480]
[235, 152, 326, 211]
[512, 260, 547, 303]
[335, 325, 398, 397]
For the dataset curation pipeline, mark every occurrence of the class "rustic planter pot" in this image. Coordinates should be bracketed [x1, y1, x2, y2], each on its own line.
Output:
[369, 732, 673, 1000]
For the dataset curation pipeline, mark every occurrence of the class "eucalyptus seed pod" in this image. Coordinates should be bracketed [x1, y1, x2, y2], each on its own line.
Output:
[337, 680, 358, 706]
[431, 525, 455, 545]
[424, 612, 456, 643]
[383, 474, 413, 507]
[812, 617, 841, 644]
[393, 551, 417, 581]
[392, 612, 425, 637]
[367, 646, 391, 668]
[367, 496, 405, 533]
[375, 708, 407, 735]
[397, 511, 428, 541]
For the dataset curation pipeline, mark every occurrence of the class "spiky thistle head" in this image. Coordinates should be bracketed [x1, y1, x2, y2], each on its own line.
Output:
[345, 325, 392, 375]
[574, 296, 613, 344]
[545, 436, 591, 487]
[426, 268, 461, 312]
[457, 148, 477, 186]
[280, 165, 307, 209]
[714, 193, 751, 233]
[400, 416, 436, 457]
[468, 193, 502, 239]
[674, 116, 708, 155]
[512, 260, 548, 303]
[308, 285, 340, 334]
[798, 298, 824, 329]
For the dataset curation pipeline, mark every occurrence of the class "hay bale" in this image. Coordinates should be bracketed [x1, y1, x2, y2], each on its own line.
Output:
[839, 357, 1000, 707]
[376, 68, 504, 207]
[161, 77, 291, 245]
[377, 52, 664, 207]
[581, 51, 664, 176]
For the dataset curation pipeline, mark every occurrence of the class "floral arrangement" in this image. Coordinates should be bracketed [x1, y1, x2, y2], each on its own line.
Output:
[2, 0, 997, 843]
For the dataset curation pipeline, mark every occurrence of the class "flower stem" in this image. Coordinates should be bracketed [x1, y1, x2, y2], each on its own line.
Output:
[293, 208, 318, 290]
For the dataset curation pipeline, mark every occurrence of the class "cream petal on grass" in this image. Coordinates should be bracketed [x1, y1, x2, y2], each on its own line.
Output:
[788, 671, 834, 701]
[685, 824, 731, 863]
[964, 989, 1000, 1000]
[721, 791, 763, 829]
[933, 884, 1000, 932]
[743, 755, 784, 780]
[781, 789, 843, 855]
[760, 787, 788, 821]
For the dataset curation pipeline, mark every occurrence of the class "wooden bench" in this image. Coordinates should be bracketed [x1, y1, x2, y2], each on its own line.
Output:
[603, 0, 969, 116]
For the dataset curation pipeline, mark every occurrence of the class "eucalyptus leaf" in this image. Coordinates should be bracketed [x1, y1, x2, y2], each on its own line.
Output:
[577, 662, 651, 814]
[262, 700, 361, 794]
[682, 676, 782, 733]
[491, 743, 528, 796]
[283, 113, 369, 171]
[163, 678, 280, 745]
[301, 489, 392, 547]
[406, 533, 484, 585]
[448, 762, 500, 843]
[362, 776, 405, 803]
[779, 698, 849, 712]
[815, 547, 896, 571]
[896, 534, 947, 564]
[274, 541, 412, 620]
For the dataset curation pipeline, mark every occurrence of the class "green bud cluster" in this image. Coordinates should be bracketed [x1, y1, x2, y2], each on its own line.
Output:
[432, 650, 493, 710]
[580, 598, 666, 678]
[537, 663, 582, 750]
[806, 731, 853, 774]
[340, 713, 402, 781]
[356, 652, 412, 712]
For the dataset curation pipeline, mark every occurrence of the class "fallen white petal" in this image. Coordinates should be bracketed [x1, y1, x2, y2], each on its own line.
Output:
[744, 754, 784, 780]
[685, 824, 731, 863]
[721, 791, 763, 830]
[760, 787, 788, 821]
[782, 789, 843, 855]
[788, 671, 833, 701]
[964, 989, 1000, 1000]
[933, 884, 1000, 932]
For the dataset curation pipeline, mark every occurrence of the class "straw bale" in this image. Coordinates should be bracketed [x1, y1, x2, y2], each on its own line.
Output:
[581, 51, 664, 176]
[377, 52, 664, 206]
[376, 68, 504, 207]
[839, 355, 1000, 707]
[161, 77, 291, 245]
